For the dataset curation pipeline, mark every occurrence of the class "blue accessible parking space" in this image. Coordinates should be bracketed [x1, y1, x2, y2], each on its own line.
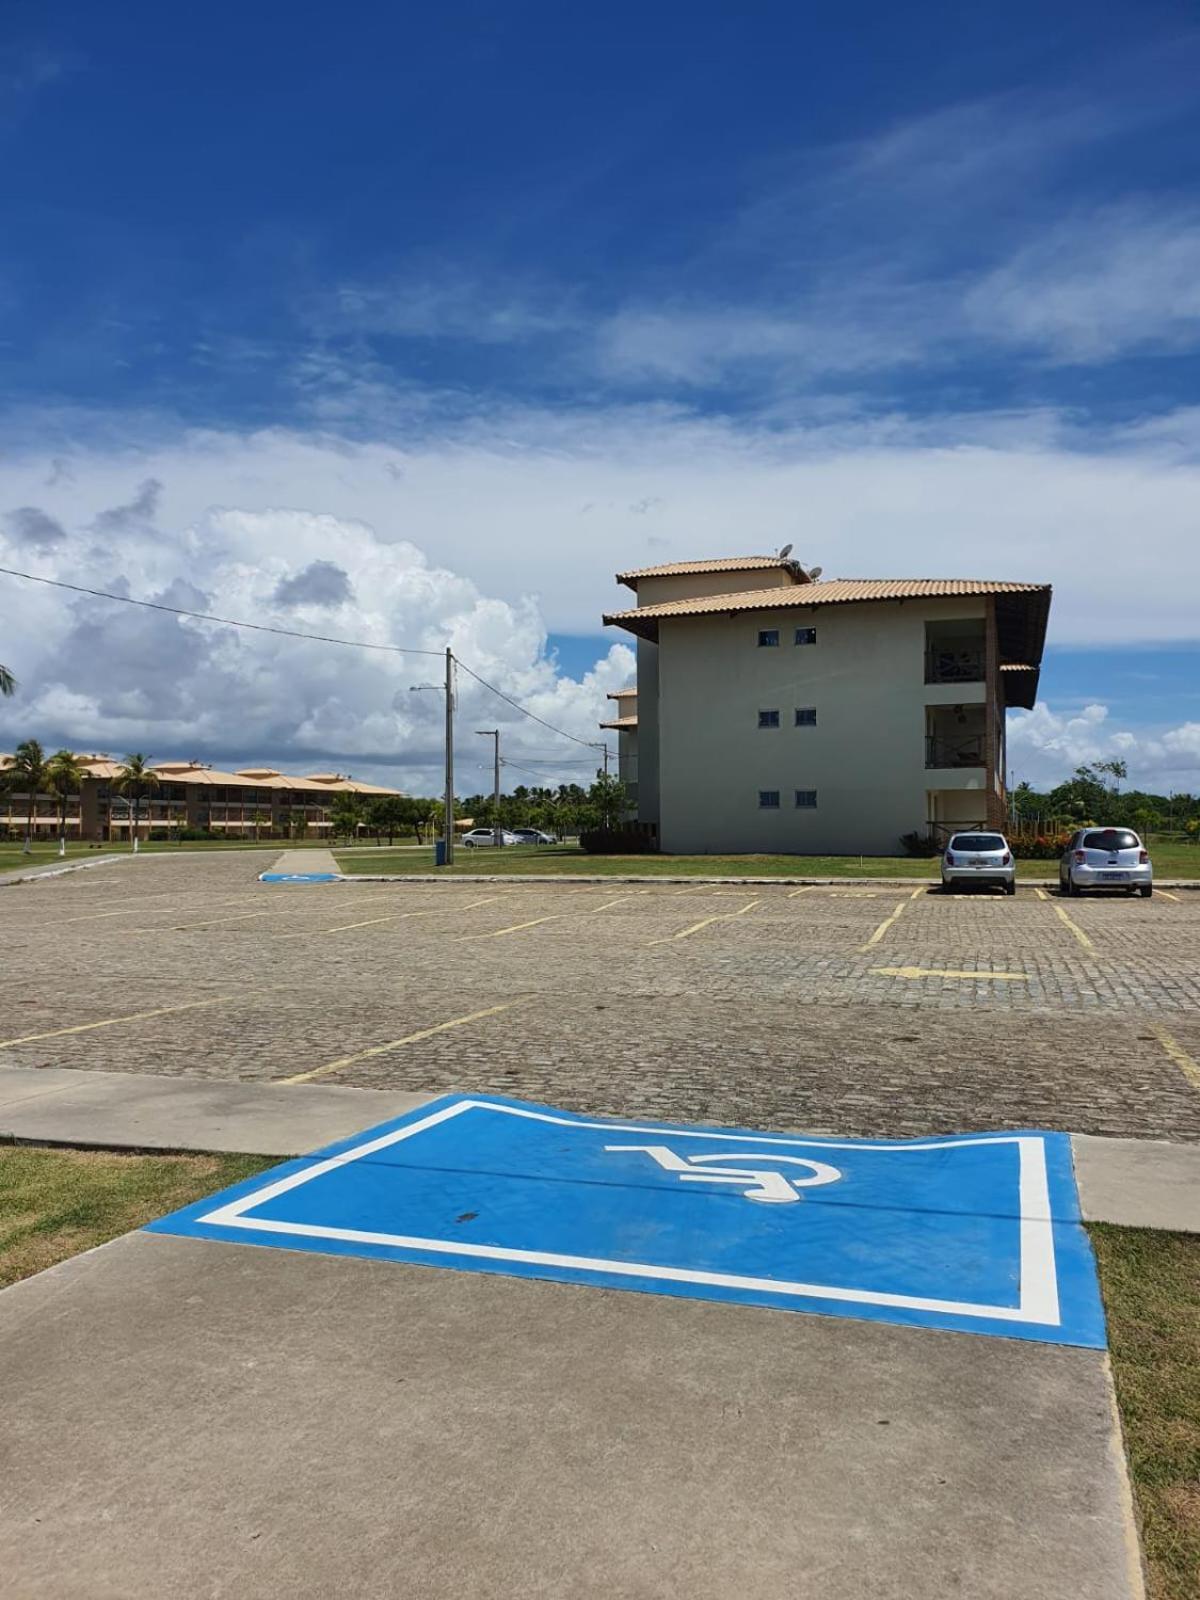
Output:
[147, 1095, 1106, 1348]
[258, 871, 340, 883]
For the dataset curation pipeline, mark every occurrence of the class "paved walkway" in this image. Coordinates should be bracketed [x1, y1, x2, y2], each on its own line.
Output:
[268, 846, 341, 875]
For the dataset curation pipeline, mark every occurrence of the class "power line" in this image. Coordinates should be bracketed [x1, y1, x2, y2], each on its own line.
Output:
[454, 657, 610, 753]
[0, 566, 444, 658]
[1, 563, 614, 759]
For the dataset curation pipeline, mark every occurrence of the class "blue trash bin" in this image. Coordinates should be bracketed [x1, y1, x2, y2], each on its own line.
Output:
[434, 839, 448, 867]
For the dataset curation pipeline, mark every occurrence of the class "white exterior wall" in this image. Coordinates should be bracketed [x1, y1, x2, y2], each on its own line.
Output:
[654, 597, 989, 855]
[636, 640, 660, 835]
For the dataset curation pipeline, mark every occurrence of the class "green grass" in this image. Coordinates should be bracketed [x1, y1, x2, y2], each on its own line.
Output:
[1090, 1225, 1200, 1600]
[0, 839, 335, 873]
[336, 841, 1200, 879]
[0, 1145, 273, 1289]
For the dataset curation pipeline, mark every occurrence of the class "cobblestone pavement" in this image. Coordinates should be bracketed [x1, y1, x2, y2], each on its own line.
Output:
[2, 853, 1198, 1141]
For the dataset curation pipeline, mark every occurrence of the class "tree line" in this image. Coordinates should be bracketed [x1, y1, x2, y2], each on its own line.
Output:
[1010, 763, 1200, 838]
[329, 775, 628, 844]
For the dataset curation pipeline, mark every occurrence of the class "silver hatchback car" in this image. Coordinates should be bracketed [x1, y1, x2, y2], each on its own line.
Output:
[941, 831, 1016, 894]
[1060, 828, 1152, 897]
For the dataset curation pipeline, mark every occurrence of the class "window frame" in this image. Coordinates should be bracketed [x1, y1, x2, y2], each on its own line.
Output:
[758, 708, 781, 729]
[794, 626, 817, 646]
[758, 789, 781, 809]
[757, 628, 780, 648]
[794, 706, 817, 727]
[794, 789, 818, 809]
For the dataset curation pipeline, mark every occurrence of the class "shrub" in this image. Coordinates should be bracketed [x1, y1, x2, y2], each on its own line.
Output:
[177, 826, 218, 842]
[578, 827, 655, 855]
[1010, 830, 1073, 860]
[899, 830, 941, 857]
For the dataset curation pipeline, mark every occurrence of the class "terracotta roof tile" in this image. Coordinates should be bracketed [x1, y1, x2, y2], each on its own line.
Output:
[599, 715, 639, 730]
[616, 555, 782, 587]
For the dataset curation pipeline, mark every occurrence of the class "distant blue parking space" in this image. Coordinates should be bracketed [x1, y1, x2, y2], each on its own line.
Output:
[148, 1096, 1106, 1347]
[259, 872, 340, 883]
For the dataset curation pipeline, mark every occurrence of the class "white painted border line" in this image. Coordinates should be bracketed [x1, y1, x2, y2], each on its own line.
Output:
[200, 1101, 1061, 1328]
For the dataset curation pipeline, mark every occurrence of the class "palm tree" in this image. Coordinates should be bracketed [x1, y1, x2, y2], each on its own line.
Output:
[46, 749, 88, 856]
[0, 663, 15, 697]
[114, 753, 160, 851]
[5, 738, 50, 854]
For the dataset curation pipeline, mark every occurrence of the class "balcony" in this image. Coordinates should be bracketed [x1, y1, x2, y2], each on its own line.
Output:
[926, 733, 985, 769]
[925, 621, 986, 686]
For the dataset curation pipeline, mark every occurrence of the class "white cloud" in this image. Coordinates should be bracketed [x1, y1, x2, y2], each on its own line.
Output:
[1009, 701, 1200, 791]
[2, 400, 1199, 790]
[966, 206, 1200, 361]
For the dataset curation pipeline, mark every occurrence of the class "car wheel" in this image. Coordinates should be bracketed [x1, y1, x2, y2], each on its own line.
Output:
[1005, 881, 1016, 896]
[1140, 885, 1153, 898]
[1066, 874, 1078, 897]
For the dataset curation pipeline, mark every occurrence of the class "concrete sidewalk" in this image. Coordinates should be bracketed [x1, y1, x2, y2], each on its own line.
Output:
[0, 1065, 430, 1156]
[3, 1064, 1198, 1230]
[0, 1229, 1145, 1600]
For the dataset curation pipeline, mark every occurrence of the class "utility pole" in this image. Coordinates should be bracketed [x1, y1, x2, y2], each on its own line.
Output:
[477, 729, 500, 845]
[444, 647, 455, 865]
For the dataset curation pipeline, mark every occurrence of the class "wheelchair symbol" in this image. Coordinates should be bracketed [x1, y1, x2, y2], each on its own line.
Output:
[605, 1144, 842, 1205]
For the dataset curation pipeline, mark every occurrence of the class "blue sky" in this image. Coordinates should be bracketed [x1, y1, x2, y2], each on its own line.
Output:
[2, 1, 1199, 791]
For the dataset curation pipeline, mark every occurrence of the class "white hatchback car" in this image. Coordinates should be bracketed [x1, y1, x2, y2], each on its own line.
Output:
[1059, 828, 1152, 897]
[940, 831, 1016, 894]
[461, 828, 519, 848]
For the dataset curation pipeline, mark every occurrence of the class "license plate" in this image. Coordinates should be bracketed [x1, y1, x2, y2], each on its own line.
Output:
[1100, 871, 1128, 880]
[970, 858, 987, 866]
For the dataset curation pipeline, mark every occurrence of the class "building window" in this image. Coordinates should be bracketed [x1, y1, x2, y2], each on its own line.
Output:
[758, 629, 780, 647]
[758, 709, 780, 729]
[759, 790, 781, 809]
[794, 627, 817, 645]
[794, 707, 817, 726]
[795, 790, 818, 808]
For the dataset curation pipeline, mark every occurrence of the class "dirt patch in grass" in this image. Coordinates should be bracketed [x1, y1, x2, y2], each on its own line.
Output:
[0, 1145, 272, 1289]
[1091, 1224, 1200, 1600]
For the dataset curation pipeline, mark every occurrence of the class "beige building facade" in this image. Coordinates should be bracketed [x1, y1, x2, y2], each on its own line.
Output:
[0, 756, 403, 842]
[603, 557, 1050, 856]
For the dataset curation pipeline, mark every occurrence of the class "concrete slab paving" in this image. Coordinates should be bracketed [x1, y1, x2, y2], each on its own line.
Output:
[267, 846, 341, 876]
[0, 1066, 431, 1155]
[0, 1230, 1144, 1600]
[1073, 1133, 1200, 1232]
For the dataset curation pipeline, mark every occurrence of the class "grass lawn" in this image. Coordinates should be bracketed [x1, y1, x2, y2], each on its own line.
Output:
[0, 839, 337, 874]
[337, 841, 1200, 879]
[0, 1145, 272, 1290]
[1091, 1224, 1200, 1600]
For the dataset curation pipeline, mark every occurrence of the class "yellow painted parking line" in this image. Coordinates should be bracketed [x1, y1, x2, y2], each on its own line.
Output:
[1051, 903, 1094, 952]
[910, 886, 926, 899]
[786, 887, 818, 898]
[872, 966, 1029, 982]
[1034, 887, 1049, 901]
[650, 899, 761, 945]
[1149, 1023, 1200, 1091]
[60, 908, 131, 924]
[170, 910, 276, 931]
[858, 903, 904, 952]
[0, 994, 233, 1049]
[587, 897, 631, 913]
[457, 915, 560, 942]
[1158, 889, 1180, 903]
[281, 999, 527, 1084]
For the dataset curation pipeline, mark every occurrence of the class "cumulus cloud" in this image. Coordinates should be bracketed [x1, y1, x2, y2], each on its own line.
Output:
[1009, 701, 1200, 790]
[1, 400, 1198, 790]
[92, 476, 162, 532]
[273, 559, 353, 608]
[0, 487, 634, 792]
[4, 504, 65, 551]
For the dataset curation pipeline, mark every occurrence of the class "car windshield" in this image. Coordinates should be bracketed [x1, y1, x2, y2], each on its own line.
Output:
[1082, 830, 1140, 851]
[950, 834, 1005, 851]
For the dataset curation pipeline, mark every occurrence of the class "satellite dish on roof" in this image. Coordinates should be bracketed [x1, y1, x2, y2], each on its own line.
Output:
[808, 565, 823, 580]
[778, 543, 793, 559]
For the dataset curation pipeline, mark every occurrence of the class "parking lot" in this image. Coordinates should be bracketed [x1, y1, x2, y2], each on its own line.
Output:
[2, 851, 1199, 1141]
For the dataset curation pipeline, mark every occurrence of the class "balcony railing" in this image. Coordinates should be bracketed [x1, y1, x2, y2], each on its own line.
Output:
[926, 733, 985, 769]
[925, 648, 985, 685]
